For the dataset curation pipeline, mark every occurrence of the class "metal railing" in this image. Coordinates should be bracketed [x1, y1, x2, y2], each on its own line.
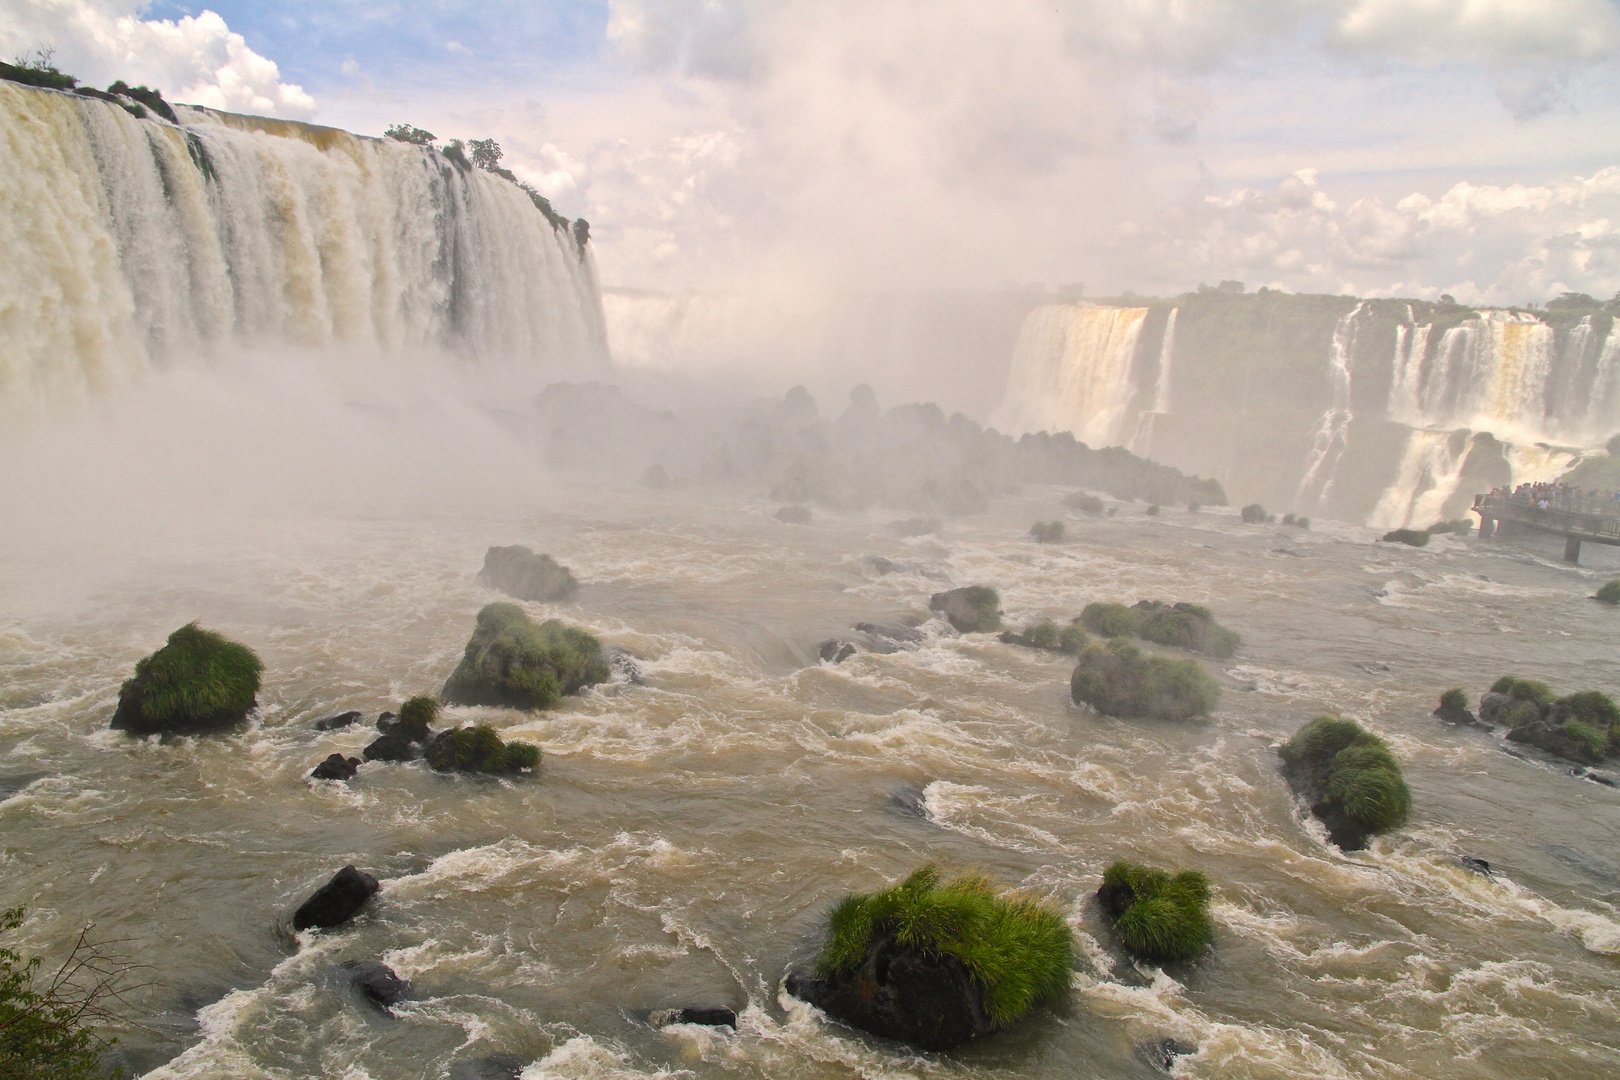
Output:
[1474, 494, 1620, 544]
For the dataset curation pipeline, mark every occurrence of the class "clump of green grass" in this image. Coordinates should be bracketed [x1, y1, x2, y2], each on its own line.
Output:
[393, 694, 440, 736]
[1069, 638, 1221, 722]
[1438, 688, 1469, 713]
[442, 602, 608, 710]
[1080, 602, 1139, 638]
[1595, 580, 1620, 605]
[1134, 601, 1241, 658]
[111, 623, 263, 734]
[1491, 676, 1556, 705]
[1100, 861, 1214, 964]
[930, 586, 1002, 633]
[1063, 492, 1104, 516]
[425, 723, 541, 773]
[1280, 716, 1410, 838]
[478, 545, 578, 602]
[814, 865, 1072, 1027]
[999, 619, 1088, 656]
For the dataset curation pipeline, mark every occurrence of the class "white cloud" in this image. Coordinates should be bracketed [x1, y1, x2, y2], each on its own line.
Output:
[0, 1, 314, 119]
[1330, 0, 1620, 64]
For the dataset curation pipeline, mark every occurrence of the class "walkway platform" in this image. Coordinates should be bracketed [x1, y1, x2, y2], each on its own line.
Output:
[1472, 494, 1620, 564]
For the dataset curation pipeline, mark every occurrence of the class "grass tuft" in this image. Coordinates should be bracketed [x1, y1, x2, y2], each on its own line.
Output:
[814, 865, 1072, 1027]
[1101, 860, 1214, 964]
[425, 723, 541, 774]
[442, 602, 609, 710]
[1595, 579, 1620, 605]
[1491, 676, 1556, 704]
[1438, 688, 1469, 713]
[396, 695, 440, 731]
[1281, 716, 1410, 836]
[113, 623, 262, 732]
[1069, 638, 1220, 721]
[1080, 602, 1139, 638]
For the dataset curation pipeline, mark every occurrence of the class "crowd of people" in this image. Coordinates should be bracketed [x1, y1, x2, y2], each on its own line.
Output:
[1491, 482, 1620, 516]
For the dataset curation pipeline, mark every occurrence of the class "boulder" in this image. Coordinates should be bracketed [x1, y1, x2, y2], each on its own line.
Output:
[928, 586, 1001, 633]
[1432, 689, 1483, 728]
[999, 619, 1088, 656]
[1380, 528, 1430, 547]
[442, 603, 609, 710]
[1476, 691, 1512, 726]
[293, 866, 379, 931]
[1278, 716, 1410, 851]
[342, 960, 411, 1009]
[110, 623, 263, 735]
[863, 556, 899, 576]
[423, 725, 541, 774]
[785, 938, 997, 1051]
[363, 697, 437, 762]
[609, 647, 645, 685]
[476, 545, 578, 602]
[313, 710, 363, 731]
[1460, 856, 1493, 876]
[310, 754, 360, 781]
[818, 639, 857, 664]
[652, 1006, 738, 1028]
[1136, 1038, 1198, 1073]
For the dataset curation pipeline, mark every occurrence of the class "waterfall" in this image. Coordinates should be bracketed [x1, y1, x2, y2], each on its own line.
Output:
[1367, 429, 1468, 530]
[1296, 303, 1363, 505]
[1128, 307, 1176, 458]
[0, 82, 606, 408]
[990, 304, 1148, 445]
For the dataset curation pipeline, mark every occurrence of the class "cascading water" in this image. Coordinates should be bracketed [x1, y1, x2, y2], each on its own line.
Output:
[1296, 302, 1362, 506]
[0, 82, 606, 407]
[1128, 306, 1176, 458]
[991, 304, 1147, 446]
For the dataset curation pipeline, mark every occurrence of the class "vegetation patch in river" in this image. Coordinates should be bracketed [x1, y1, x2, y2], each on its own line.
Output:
[1000, 618, 1088, 656]
[1098, 860, 1214, 964]
[1479, 677, 1620, 764]
[1069, 638, 1221, 721]
[110, 622, 262, 735]
[425, 724, 541, 774]
[442, 603, 609, 710]
[1279, 716, 1411, 850]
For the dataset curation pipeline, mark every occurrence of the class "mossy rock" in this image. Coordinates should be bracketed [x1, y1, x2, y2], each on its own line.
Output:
[1490, 676, 1556, 705]
[999, 619, 1087, 656]
[930, 586, 1001, 633]
[1278, 716, 1410, 850]
[424, 723, 541, 774]
[1596, 580, 1620, 605]
[1239, 503, 1271, 524]
[1063, 492, 1104, 515]
[1132, 601, 1240, 658]
[1029, 521, 1064, 543]
[442, 603, 609, 710]
[788, 864, 1072, 1049]
[1381, 529, 1430, 547]
[477, 545, 578, 602]
[1097, 861, 1213, 964]
[1069, 638, 1220, 722]
[111, 623, 263, 734]
[1080, 601, 1139, 638]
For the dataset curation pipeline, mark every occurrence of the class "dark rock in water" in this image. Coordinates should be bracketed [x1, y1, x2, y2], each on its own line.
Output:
[1506, 720, 1591, 763]
[889, 517, 941, 538]
[609, 647, 645, 685]
[342, 960, 411, 1009]
[1476, 692, 1512, 726]
[1585, 770, 1618, 787]
[314, 710, 363, 731]
[855, 622, 923, 654]
[928, 585, 1001, 633]
[310, 754, 360, 781]
[863, 556, 899, 575]
[362, 732, 421, 762]
[818, 639, 857, 664]
[1432, 690, 1484, 729]
[364, 705, 434, 761]
[424, 725, 541, 774]
[785, 936, 998, 1051]
[652, 1006, 738, 1028]
[1460, 856, 1494, 877]
[776, 505, 812, 525]
[476, 544, 578, 602]
[1135, 1037, 1197, 1073]
[374, 711, 396, 730]
[887, 782, 929, 820]
[0, 773, 45, 803]
[449, 1055, 525, 1080]
[292, 865, 380, 931]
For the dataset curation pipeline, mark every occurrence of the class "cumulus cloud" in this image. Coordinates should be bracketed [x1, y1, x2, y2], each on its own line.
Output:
[0, 1, 314, 118]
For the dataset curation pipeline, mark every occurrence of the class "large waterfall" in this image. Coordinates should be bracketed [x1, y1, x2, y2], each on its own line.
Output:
[989, 304, 1148, 446]
[0, 82, 606, 407]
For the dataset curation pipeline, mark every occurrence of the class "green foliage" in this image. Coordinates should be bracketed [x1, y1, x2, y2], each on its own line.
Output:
[1563, 721, 1610, 763]
[385, 123, 436, 145]
[1438, 688, 1469, 713]
[1101, 861, 1214, 964]
[1501, 700, 1542, 728]
[1240, 503, 1271, 524]
[1491, 677, 1556, 704]
[442, 602, 609, 710]
[1281, 716, 1410, 836]
[1069, 638, 1221, 721]
[396, 694, 440, 732]
[1026, 619, 1061, 650]
[1080, 602, 1139, 638]
[441, 139, 470, 169]
[0, 54, 77, 90]
[1, 907, 120, 1078]
[113, 623, 262, 732]
[1561, 690, 1620, 727]
[1597, 580, 1620, 605]
[478, 545, 579, 602]
[425, 723, 541, 774]
[1063, 492, 1104, 515]
[106, 80, 176, 122]
[999, 619, 1088, 656]
[1381, 528, 1430, 547]
[1059, 622, 1088, 655]
[1029, 520, 1065, 543]
[814, 865, 1072, 1027]
[1133, 602, 1240, 659]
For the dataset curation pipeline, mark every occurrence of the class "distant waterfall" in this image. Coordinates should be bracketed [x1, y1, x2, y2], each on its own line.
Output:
[1367, 429, 1467, 530]
[0, 82, 606, 406]
[1129, 307, 1176, 458]
[991, 304, 1148, 446]
[1296, 303, 1363, 506]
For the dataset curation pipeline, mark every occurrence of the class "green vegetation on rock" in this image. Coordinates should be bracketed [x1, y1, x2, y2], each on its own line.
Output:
[1069, 638, 1221, 721]
[425, 723, 541, 774]
[111, 623, 263, 734]
[0, 56, 77, 90]
[477, 545, 579, 602]
[1279, 716, 1410, 848]
[442, 602, 608, 710]
[930, 586, 1001, 633]
[1438, 688, 1469, 713]
[1240, 503, 1272, 524]
[1080, 601, 1139, 638]
[999, 619, 1087, 656]
[1099, 861, 1214, 964]
[814, 865, 1072, 1027]
[1490, 676, 1556, 705]
[1596, 580, 1620, 605]
[1133, 601, 1240, 658]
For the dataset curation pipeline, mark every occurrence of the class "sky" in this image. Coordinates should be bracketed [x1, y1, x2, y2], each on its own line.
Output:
[4, 0, 1620, 305]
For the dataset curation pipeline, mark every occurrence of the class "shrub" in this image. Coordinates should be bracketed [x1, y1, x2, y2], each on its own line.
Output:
[1563, 721, 1610, 763]
[1030, 520, 1065, 542]
[1597, 580, 1620, 605]
[1069, 639, 1221, 721]
[425, 723, 541, 773]
[999, 619, 1087, 656]
[395, 694, 440, 734]
[442, 602, 609, 710]
[0, 906, 126, 1078]
[1438, 688, 1469, 713]
[384, 123, 436, 145]
[1100, 861, 1213, 964]
[478, 545, 578, 603]
[1080, 601, 1139, 638]
[1500, 700, 1542, 728]
[1281, 513, 1310, 529]
[1145, 503, 1161, 516]
[1279, 716, 1410, 842]
[106, 80, 176, 122]
[1134, 601, 1240, 659]
[1063, 492, 1104, 516]
[0, 57, 77, 90]
[1561, 690, 1620, 728]
[814, 865, 1072, 1027]
[1240, 503, 1271, 524]
[1381, 529, 1430, 547]
[1490, 676, 1556, 705]
[111, 623, 263, 734]
[1059, 622, 1088, 655]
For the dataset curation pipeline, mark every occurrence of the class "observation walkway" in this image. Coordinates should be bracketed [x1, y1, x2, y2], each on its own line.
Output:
[1472, 494, 1620, 564]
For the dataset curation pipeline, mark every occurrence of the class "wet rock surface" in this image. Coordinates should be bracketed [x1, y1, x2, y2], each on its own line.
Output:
[293, 866, 380, 931]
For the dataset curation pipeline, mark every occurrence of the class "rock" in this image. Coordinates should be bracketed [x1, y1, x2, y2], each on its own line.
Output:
[310, 754, 360, 781]
[363, 731, 422, 762]
[110, 623, 263, 735]
[609, 647, 645, 685]
[1476, 692, 1511, 726]
[1586, 770, 1618, 787]
[363, 700, 437, 762]
[818, 639, 857, 664]
[374, 711, 396, 729]
[775, 505, 812, 525]
[785, 940, 998, 1051]
[442, 603, 609, 710]
[292, 866, 380, 931]
[653, 1006, 738, 1028]
[0, 773, 45, 803]
[1460, 856, 1494, 876]
[448, 1055, 525, 1080]
[863, 556, 899, 575]
[1096, 861, 1213, 963]
[1432, 689, 1482, 728]
[1135, 1038, 1198, 1073]
[342, 960, 410, 1009]
[1278, 717, 1410, 851]
[1507, 720, 1592, 762]
[855, 622, 923, 653]
[423, 725, 540, 774]
[887, 782, 929, 819]
[1130, 601, 1239, 658]
[476, 545, 579, 602]
[314, 710, 363, 731]
[928, 585, 1001, 633]
[1380, 528, 1431, 547]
